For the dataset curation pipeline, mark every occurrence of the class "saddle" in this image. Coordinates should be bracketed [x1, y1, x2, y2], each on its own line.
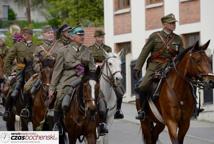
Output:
[149, 64, 173, 101]
[61, 83, 85, 113]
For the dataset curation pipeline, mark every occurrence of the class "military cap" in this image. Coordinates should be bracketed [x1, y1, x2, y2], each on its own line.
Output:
[68, 27, 85, 36]
[94, 30, 105, 37]
[42, 25, 54, 33]
[58, 24, 72, 33]
[21, 28, 33, 35]
[161, 13, 177, 23]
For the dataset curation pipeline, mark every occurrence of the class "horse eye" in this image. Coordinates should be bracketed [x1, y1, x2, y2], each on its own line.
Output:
[108, 62, 112, 66]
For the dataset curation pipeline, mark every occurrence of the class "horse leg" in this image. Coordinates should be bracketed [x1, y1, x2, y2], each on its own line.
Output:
[140, 120, 153, 144]
[6, 114, 15, 130]
[151, 123, 165, 143]
[178, 120, 190, 144]
[21, 118, 29, 130]
[69, 135, 77, 144]
[166, 120, 179, 144]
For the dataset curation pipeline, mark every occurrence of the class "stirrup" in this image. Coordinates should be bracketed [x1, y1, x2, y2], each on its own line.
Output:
[20, 108, 30, 119]
[3, 111, 10, 121]
[135, 110, 145, 120]
[53, 122, 63, 135]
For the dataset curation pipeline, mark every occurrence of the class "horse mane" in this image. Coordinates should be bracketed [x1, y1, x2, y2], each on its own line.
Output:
[174, 41, 200, 64]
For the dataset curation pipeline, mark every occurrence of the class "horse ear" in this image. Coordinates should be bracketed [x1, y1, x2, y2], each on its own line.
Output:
[103, 50, 110, 58]
[201, 40, 210, 50]
[192, 40, 200, 51]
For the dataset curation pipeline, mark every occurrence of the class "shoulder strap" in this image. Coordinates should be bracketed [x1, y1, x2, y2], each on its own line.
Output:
[157, 32, 175, 49]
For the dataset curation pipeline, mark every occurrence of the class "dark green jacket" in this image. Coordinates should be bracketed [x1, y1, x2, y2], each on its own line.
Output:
[135, 30, 184, 71]
[89, 43, 112, 62]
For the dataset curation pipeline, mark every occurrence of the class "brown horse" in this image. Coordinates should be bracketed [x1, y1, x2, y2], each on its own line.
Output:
[32, 65, 54, 130]
[63, 80, 97, 144]
[137, 40, 214, 144]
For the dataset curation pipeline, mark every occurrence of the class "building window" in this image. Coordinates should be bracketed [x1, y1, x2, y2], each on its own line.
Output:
[115, 0, 130, 11]
[2, 5, 9, 20]
[182, 32, 200, 48]
[146, 0, 163, 5]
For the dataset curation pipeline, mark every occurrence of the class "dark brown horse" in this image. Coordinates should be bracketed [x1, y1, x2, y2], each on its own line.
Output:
[63, 80, 97, 144]
[137, 40, 214, 144]
[5, 68, 32, 130]
[32, 65, 54, 130]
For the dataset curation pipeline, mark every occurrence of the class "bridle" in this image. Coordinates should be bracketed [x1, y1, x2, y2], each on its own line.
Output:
[101, 56, 121, 86]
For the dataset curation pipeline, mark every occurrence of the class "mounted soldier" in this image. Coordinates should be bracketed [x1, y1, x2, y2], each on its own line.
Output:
[89, 30, 125, 134]
[3, 28, 36, 120]
[134, 13, 184, 120]
[48, 26, 97, 133]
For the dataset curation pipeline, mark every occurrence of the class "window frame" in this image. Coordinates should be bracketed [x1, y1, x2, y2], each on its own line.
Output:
[114, 0, 130, 11]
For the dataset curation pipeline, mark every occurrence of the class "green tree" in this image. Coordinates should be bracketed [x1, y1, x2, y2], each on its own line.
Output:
[8, 7, 16, 20]
[47, 0, 104, 27]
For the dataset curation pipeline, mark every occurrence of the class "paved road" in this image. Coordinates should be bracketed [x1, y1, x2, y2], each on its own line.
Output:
[0, 103, 214, 144]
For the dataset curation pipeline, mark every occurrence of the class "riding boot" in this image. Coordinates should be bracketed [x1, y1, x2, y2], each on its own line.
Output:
[135, 91, 147, 120]
[11, 71, 24, 98]
[98, 111, 108, 136]
[53, 111, 63, 135]
[98, 100, 108, 134]
[114, 96, 124, 119]
[3, 96, 13, 121]
[114, 84, 125, 119]
[20, 93, 31, 120]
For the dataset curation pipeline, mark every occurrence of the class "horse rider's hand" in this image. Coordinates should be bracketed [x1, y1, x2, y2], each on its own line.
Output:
[7, 72, 17, 81]
[134, 69, 141, 80]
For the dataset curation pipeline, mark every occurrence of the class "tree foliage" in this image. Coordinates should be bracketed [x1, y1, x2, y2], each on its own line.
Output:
[46, 0, 104, 27]
[14, 0, 104, 27]
[8, 7, 16, 21]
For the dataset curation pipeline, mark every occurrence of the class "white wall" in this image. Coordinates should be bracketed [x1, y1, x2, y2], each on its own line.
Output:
[200, 0, 214, 50]
[131, 0, 146, 60]
[104, 0, 114, 48]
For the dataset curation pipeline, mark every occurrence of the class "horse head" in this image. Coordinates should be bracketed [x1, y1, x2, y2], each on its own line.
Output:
[83, 81, 97, 116]
[39, 58, 54, 87]
[179, 40, 214, 88]
[102, 52, 123, 86]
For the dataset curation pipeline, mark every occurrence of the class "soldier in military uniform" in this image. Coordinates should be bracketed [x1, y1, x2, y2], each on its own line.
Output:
[48, 27, 97, 133]
[134, 14, 184, 120]
[33, 25, 64, 72]
[89, 30, 125, 134]
[3, 28, 36, 120]
[56, 24, 72, 46]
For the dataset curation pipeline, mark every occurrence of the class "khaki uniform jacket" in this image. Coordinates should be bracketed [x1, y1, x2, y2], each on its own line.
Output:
[49, 42, 96, 93]
[4, 42, 36, 75]
[33, 40, 64, 72]
[89, 43, 112, 62]
[0, 46, 9, 59]
[134, 30, 184, 91]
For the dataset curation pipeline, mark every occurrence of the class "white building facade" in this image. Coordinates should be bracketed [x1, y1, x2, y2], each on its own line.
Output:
[104, 0, 214, 122]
